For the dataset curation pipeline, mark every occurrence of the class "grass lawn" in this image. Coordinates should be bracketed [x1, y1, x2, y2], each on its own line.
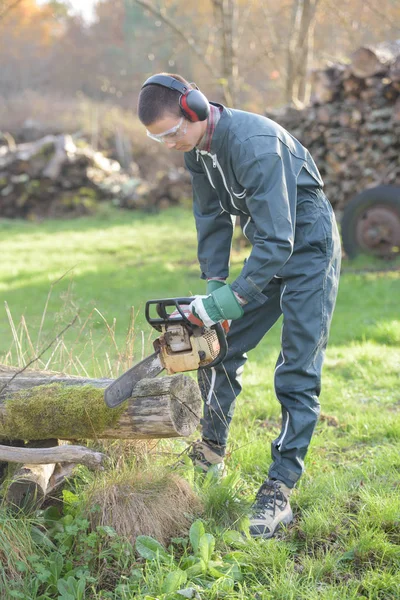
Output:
[0, 205, 399, 599]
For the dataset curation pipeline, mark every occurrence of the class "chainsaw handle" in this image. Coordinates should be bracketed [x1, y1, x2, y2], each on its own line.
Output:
[146, 297, 195, 330]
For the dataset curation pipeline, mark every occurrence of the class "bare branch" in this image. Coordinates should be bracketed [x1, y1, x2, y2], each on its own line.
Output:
[0, 443, 106, 469]
[129, 0, 220, 79]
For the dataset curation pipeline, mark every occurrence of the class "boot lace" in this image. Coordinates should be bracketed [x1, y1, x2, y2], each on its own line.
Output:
[188, 443, 208, 464]
[252, 480, 288, 519]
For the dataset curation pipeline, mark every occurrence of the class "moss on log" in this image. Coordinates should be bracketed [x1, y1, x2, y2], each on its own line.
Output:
[2, 384, 124, 440]
[0, 370, 202, 440]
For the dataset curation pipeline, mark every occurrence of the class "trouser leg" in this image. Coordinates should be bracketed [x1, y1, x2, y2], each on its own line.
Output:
[198, 278, 282, 453]
[200, 192, 340, 486]
[268, 260, 340, 488]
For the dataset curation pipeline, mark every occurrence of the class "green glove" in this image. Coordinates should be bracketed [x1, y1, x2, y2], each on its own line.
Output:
[190, 284, 244, 327]
[206, 279, 226, 294]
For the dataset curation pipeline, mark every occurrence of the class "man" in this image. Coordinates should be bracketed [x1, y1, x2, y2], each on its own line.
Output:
[137, 73, 341, 539]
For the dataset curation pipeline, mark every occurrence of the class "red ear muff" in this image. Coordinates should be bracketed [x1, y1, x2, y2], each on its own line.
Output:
[141, 74, 210, 122]
[180, 90, 210, 122]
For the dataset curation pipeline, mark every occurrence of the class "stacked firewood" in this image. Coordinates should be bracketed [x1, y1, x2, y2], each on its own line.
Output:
[0, 133, 192, 219]
[269, 40, 400, 213]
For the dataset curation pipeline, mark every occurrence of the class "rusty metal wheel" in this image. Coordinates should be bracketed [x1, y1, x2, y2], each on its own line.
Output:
[341, 186, 400, 259]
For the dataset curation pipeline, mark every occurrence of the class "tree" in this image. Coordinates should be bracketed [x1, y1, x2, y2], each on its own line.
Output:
[0, 0, 63, 96]
[286, 0, 320, 106]
[127, 0, 240, 105]
[210, 0, 239, 105]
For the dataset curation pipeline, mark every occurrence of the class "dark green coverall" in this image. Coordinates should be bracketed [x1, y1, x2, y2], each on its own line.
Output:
[184, 104, 341, 488]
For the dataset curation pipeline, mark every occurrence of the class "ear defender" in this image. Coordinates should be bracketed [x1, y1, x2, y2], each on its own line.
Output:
[141, 74, 210, 122]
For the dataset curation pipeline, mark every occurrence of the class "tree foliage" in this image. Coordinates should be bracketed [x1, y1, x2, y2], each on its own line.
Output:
[0, 0, 399, 110]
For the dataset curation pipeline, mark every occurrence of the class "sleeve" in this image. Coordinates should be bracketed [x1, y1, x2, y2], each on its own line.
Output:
[230, 150, 296, 304]
[185, 151, 234, 281]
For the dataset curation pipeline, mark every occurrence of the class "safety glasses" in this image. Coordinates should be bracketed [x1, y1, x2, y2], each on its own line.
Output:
[146, 116, 188, 143]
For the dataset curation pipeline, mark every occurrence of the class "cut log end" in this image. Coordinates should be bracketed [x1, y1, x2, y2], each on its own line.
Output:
[6, 463, 56, 511]
[168, 374, 203, 437]
[6, 480, 45, 510]
[113, 373, 203, 439]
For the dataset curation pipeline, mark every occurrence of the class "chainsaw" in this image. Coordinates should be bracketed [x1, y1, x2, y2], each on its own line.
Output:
[104, 297, 228, 408]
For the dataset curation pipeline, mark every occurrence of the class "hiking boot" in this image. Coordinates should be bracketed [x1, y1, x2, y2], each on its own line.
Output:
[249, 479, 293, 538]
[187, 440, 226, 476]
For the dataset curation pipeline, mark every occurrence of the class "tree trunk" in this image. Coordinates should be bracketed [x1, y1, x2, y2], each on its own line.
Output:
[212, 0, 239, 106]
[286, 0, 319, 106]
[0, 369, 202, 441]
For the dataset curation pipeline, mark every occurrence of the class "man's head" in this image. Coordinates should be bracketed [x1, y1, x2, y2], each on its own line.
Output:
[137, 73, 209, 152]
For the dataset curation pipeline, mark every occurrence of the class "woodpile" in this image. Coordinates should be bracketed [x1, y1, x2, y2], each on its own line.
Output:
[0, 133, 192, 219]
[269, 40, 400, 213]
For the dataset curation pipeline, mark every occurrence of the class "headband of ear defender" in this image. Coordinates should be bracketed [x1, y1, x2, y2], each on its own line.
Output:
[141, 74, 210, 122]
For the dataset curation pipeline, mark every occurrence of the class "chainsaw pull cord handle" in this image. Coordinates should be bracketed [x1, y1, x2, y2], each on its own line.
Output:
[145, 297, 228, 368]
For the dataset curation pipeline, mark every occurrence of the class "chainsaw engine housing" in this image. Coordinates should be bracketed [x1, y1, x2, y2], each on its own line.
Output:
[154, 323, 221, 374]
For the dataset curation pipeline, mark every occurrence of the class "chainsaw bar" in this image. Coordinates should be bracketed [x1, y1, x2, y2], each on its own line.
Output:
[104, 352, 164, 408]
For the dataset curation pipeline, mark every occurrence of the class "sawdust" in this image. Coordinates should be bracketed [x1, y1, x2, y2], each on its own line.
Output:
[85, 469, 203, 547]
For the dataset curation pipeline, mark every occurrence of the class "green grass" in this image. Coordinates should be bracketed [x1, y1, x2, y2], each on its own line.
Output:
[1, 205, 400, 599]
[0, 205, 248, 376]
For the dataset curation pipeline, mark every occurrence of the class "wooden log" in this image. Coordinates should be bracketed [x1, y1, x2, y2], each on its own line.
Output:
[42, 134, 76, 180]
[3, 443, 104, 510]
[310, 68, 338, 104]
[390, 56, 400, 83]
[0, 443, 106, 469]
[316, 105, 335, 124]
[350, 40, 400, 79]
[104, 375, 202, 439]
[393, 98, 400, 123]
[342, 75, 364, 97]
[1, 434, 103, 510]
[0, 133, 145, 219]
[0, 438, 24, 481]
[0, 370, 202, 440]
[6, 462, 56, 510]
[271, 41, 400, 211]
[0, 135, 57, 169]
[5, 439, 58, 510]
[46, 463, 77, 496]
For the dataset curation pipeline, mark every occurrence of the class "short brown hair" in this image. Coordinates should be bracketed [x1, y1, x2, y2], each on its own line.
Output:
[137, 73, 193, 125]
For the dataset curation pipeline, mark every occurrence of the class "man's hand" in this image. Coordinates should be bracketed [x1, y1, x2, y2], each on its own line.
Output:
[189, 284, 244, 328]
[170, 303, 229, 332]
